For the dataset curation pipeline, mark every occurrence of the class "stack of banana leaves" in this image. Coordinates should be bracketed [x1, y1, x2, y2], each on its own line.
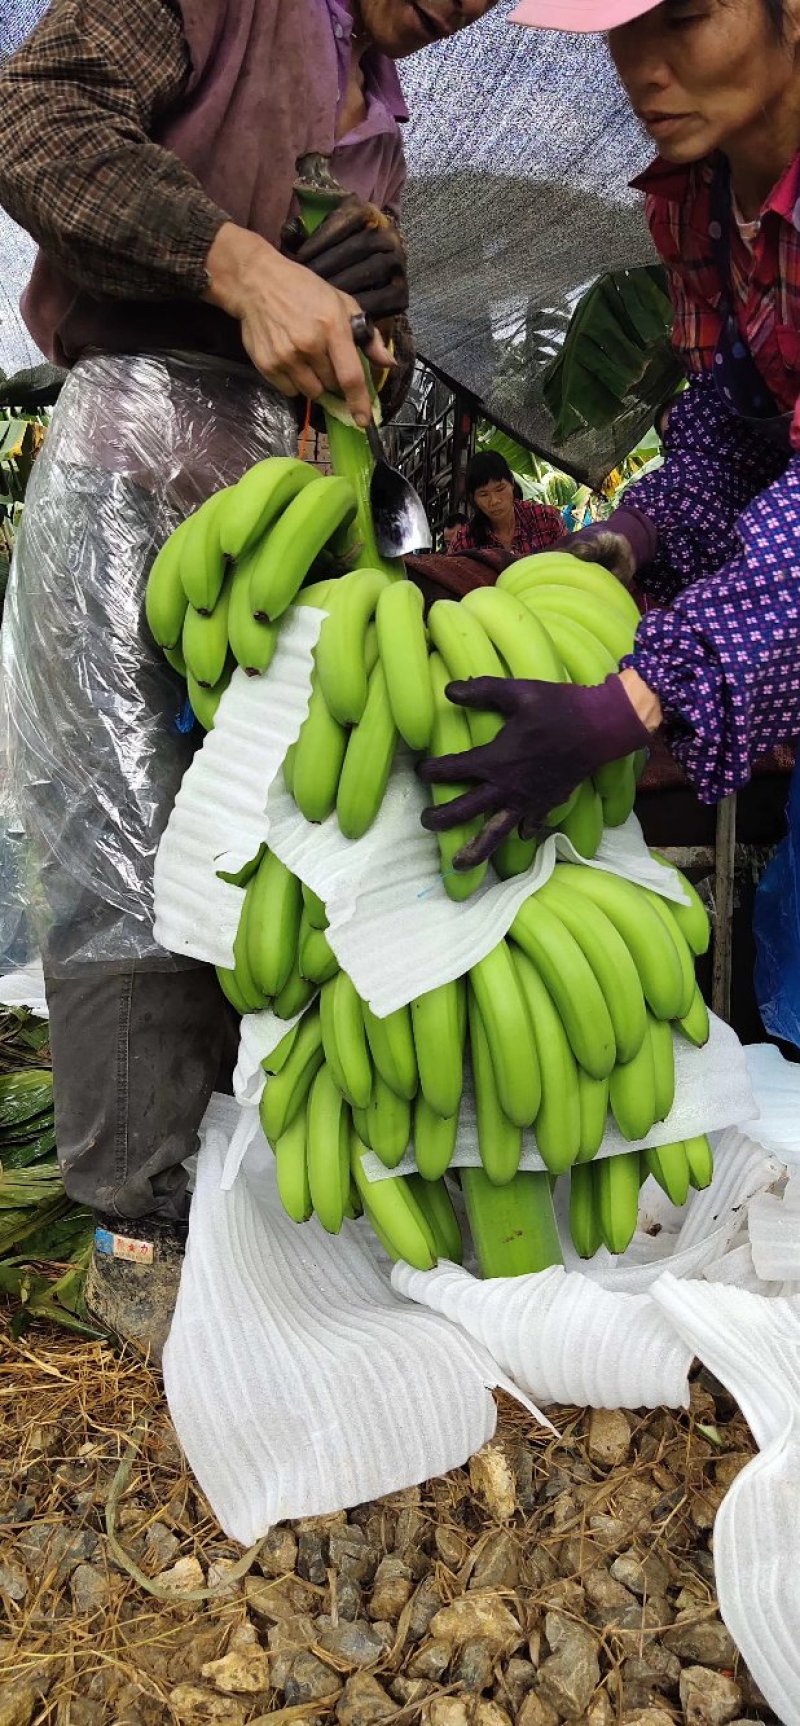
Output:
[0, 1008, 99, 1337]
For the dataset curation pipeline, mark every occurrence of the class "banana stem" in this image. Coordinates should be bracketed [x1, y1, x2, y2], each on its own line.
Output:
[294, 170, 401, 580]
[461, 1168, 564, 1278]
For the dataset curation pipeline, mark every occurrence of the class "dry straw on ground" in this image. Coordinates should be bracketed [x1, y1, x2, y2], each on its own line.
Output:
[0, 1315, 777, 1726]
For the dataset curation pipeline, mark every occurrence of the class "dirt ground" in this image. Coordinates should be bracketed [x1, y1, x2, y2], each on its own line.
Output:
[0, 1315, 778, 1726]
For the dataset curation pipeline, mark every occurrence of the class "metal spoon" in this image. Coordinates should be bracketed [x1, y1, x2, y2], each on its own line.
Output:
[350, 315, 432, 558]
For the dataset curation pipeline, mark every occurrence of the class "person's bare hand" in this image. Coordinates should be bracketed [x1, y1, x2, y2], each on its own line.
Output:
[205, 223, 393, 426]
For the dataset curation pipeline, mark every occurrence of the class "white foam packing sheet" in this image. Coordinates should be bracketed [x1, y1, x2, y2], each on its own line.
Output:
[266, 766, 691, 1016]
[359, 1012, 756, 1181]
[152, 609, 322, 969]
[162, 1046, 800, 1726]
[163, 1095, 540, 1546]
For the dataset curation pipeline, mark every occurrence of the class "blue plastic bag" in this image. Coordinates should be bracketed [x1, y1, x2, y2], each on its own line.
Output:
[754, 760, 800, 1047]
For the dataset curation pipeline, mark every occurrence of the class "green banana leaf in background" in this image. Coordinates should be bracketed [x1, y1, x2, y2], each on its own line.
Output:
[542, 265, 684, 445]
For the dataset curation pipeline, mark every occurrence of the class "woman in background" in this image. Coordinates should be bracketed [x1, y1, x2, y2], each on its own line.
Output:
[447, 451, 567, 556]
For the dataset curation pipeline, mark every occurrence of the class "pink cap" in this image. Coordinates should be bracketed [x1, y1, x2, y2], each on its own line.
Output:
[510, 0, 659, 29]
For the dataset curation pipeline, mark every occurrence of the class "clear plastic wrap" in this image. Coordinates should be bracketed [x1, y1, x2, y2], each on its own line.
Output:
[0, 350, 296, 974]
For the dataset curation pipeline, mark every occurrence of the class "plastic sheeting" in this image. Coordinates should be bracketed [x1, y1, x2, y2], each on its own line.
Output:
[0, 350, 296, 972]
[1, 3, 658, 481]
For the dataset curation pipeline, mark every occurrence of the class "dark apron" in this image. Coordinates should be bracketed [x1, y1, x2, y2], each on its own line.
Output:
[707, 158, 800, 1041]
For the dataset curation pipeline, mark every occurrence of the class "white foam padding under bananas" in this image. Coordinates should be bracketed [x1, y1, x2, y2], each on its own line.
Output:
[164, 1054, 800, 1726]
[265, 765, 689, 1016]
[152, 608, 322, 968]
[163, 1093, 537, 1544]
[651, 1273, 800, 1726]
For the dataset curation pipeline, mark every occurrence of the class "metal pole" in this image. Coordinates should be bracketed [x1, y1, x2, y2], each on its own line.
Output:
[712, 793, 737, 1022]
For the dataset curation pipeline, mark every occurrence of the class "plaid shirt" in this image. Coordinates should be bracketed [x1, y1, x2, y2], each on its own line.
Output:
[0, 0, 227, 300]
[448, 499, 568, 558]
[635, 154, 800, 435]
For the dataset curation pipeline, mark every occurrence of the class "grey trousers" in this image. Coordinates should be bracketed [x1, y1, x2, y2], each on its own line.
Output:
[45, 963, 239, 1223]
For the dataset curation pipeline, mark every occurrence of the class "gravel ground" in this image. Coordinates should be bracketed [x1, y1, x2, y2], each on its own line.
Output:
[0, 1316, 779, 1726]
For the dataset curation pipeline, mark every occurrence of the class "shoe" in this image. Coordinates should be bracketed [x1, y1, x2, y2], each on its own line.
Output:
[84, 1216, 188, 1369]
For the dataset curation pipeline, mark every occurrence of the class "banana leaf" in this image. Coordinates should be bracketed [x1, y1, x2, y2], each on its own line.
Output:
[1, 1127, 57, 1169]
[542, 266, 684, 444]
[0, 1069, 53, 1129]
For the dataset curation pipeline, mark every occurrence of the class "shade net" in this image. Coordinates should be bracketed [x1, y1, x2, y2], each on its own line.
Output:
[1, 0, 658, 482]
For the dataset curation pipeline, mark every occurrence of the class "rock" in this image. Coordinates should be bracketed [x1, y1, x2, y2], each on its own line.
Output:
[246, 1576, 312, 1623]
[620, 1645, 681, 1708]
[422, 1702, 469, 1726]
[679, 1667, 743, 1726]
[0, 1559, 28, 1602]
[516, 1695, 559, 1726]
[407, 1640, 451, 1680]
[166, 1628, 225, 1686]
[369, 1556, 413, 1622]
[472, 1704, 513, 1726]
[159, 1556, 205, 1596]
[502, 1657, 538, 1711]
[469, 1444, 517, 1523]
[435, 1525, 469, 1569]
[330, 1527, 380, 1586]
[609, 1550, 671, 1599]
[452, 1638, 495, 1693]
[258, 1523, 298, 1576]
[583, 1564, 636, 1617]
[167, 1689, 247, 1725]
[207, 1560, 242, 1598]
[539, 1578, 586, 1616]
[662, 1616, 737, 1668]
[284, 1652, 341, 1706]
[619, 1712, 674, 1726]
[201, 1624, 270, 1696]
[536, 1612, 600, 1719]
[336, 1672, 398, 1725]
[408, 1576, 444, 1640]
[317, 1618, 392, 1668]
[430, 1596, 521, 1652]
[143, 1520, 181, 1573]
[586, 1409, 631, 1468]
[0, 1683, 43, 1726]
[394, 1505, 426, 1552]
[391, 1678, 434, 1706]
[470, 1530, 520, 1592]
[297, 1526, 329, 1585]
[336, 1576, 365, 1621]
[267, 1614, 318, 1658]
[70, 1563, 108, 1616]
[583, 1693, 615, 1726]
[56, 1703, 106, 1726]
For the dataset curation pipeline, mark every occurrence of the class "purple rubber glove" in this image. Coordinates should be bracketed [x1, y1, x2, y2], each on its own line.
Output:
[419, 675, 651, 869]
[568, 506, 657, 586]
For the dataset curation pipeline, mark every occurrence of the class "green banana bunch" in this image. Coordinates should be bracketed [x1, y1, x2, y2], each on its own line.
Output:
[468, 991, 522, 1186]
[461, 585, 565, 683]
[410, 979, 466, 1119]
[468, 940, 541, 1127]
[510, 894, 616, 1079]
[219, 456, 318, 560]
[427, 653, 488, 901]
[306, 1063, 351, 1233]
[350, 1129, 437, 1270]
[315, 567, 392, 723]
[375, 579, 435, 750]
[245, 850, 303, 998]
[499, 549, 642, 632]
[596, 1150, 642, 1254]
[336, 659, 398, 841]
[644, 1139, 690, 1206]
[249, 474, 357, 620]
[260, 1007, 324, 1143]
